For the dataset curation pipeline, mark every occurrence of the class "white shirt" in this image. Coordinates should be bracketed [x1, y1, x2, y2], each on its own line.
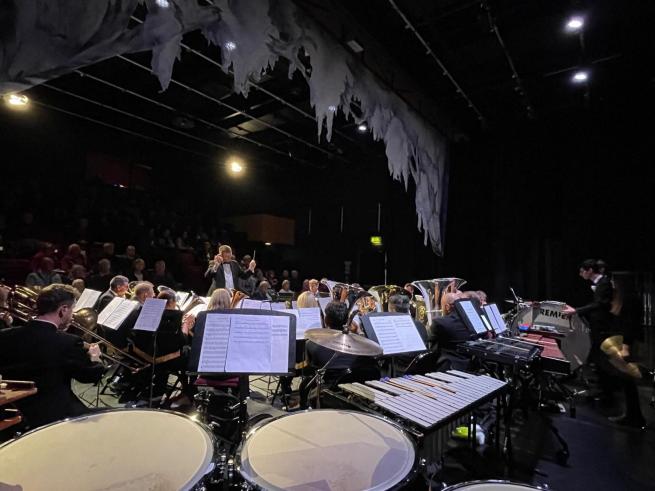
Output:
[223, 264, 235, 291]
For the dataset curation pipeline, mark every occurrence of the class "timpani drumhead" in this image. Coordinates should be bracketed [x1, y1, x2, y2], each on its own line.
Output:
[443, 481, 544, 490]
[0, 409, 214, 491]
[238, 409, 416, 491]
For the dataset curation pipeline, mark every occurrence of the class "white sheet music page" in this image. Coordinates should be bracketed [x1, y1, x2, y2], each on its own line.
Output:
[188, 302, 208, 317]
[271, 302, 287, 311]
[297, 307, 322, 340]
[291, 301, 298, 309]
[176, 291, 190, 308]
[259, 302, 272, 310]
[317, 296, 331, 314]
[241, 299, 264, 310]
[460, 301, 488, 334]
[133, 298, 167, 332]
[97, 297, 123, 327]
[225, 315, 272, 373]
[270, 315, 291, 373]
[74, 289, 102, 312]
[368, 314, 426, 355]
[102, 298, 139, 330]
[198, 313, 231, 372]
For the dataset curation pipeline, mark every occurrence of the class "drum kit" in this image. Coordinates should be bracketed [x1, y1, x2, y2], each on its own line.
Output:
[0, 328, 544, 490]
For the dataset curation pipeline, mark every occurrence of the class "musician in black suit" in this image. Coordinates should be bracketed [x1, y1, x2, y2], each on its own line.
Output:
[428, 293, 475, 371]
[95, 275, 129, 312]
[0, 284, 105, 429]
[209, 245, 256, 292]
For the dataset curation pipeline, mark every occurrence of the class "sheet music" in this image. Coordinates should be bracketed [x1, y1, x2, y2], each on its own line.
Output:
[298, 307, 322, 340]
[317, 296, 331, 314]
[484, 304, 507, 334]
[98, 298, 138, 330]
[74, 288, 102, 312]
[367, 314, 426, 355]
[133, 298, 167, 332]
[198, 313, 231, 372]
[270, 315, 291, 373]
[241, 299, 265, 310]
[291, 301, 298, 309]
[271, 302, 287, 311]
[259, 302, 272, 310]
[225, 315, 272, 372]
[459, 300, 488, 334]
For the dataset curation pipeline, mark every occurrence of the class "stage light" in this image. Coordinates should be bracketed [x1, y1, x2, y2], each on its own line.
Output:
[229, 160, 244, 174]
[264, 242, 272, 246]
[4, 93, 29, 108]
[572, 71, 589, 83]
[155, 0, 170, 8]
[565, 16, 584, 33]
[224, 41, 237, 52]
[328, 105, 337, 112]
[357, 124, 368, 132]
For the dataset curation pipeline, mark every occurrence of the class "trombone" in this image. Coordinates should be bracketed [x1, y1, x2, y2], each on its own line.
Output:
[71, 308, 150, 373]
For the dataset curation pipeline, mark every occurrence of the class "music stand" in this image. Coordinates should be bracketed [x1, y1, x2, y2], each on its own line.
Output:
[188, 309, 296, 437]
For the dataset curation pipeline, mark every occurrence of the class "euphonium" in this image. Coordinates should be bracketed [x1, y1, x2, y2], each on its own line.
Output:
[368, 285, 404, 312]
[411, 278, 467, 326]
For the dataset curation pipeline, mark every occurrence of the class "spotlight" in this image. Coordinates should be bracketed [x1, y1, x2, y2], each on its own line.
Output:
[228, 160, 244, 174]
[155, 0, 170, 8]
[328, 105, 337, 112]
[357, 124, 367, 132]
[572, 71, 589, 83]
[565, 16, 584, 33]
[4, 93, 29, 108]
[264, 242, 272, 246]
[224, 41, 237, 52]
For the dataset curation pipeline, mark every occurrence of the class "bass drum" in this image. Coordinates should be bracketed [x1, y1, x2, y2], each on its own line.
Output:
[443, 480, 547, 490]
[510, 300, 590, 372]
[238, 409, 417, 490]
[0, 409, 216, 491]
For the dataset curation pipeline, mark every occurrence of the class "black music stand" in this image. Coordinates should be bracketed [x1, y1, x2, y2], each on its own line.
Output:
[188, 309, 295, 439]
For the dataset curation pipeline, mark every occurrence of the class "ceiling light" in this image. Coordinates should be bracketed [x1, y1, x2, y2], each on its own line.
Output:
[328, 105, 337, 112]
[4, 93, 29, 108]
[357, 124, 368, 132]
[565, 16, 584, 33]
[572, 71, 589, 83]
[155, 0, 170, 8]
[229, 160, 243, 174]
[264, 242, 272, 246]
[224, 41, 237, 52]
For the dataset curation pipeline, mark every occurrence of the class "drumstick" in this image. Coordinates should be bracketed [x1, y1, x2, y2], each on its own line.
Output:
[406, 375, 456, 394]
[383, 378, 438, 400]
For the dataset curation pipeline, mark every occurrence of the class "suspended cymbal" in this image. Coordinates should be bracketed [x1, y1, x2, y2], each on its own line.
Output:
[304, 328, 383, 357]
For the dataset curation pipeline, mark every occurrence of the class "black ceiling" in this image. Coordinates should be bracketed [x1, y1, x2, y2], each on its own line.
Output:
[5, 0, 655, 173]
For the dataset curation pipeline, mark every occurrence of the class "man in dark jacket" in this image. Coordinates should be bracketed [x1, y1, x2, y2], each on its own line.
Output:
[95, 275, 130, 312]
[0, 284, 105, 429]
[209, 245, 256, 291]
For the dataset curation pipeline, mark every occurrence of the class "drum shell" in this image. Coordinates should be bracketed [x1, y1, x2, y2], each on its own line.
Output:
[443, 480, 546, 490]
[0, 408, 216, 491]
[236, 409, 419, 491]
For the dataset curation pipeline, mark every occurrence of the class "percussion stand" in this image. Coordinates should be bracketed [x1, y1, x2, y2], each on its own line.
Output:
[237, 375, 249, 439]
[148, 330, 158, 408]
[307, 351, 339, 409]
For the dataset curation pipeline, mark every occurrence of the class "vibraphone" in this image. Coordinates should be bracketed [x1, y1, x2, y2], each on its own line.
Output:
[330, 370, 510, 466]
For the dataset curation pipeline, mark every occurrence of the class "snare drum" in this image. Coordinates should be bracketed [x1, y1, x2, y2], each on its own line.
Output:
[443, 480, 546, 490]
[238, 409, 416, 490]
[0, 409, 215, 491]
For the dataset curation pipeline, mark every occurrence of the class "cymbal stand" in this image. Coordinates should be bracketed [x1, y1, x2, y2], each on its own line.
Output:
[308, 351, 339, 409]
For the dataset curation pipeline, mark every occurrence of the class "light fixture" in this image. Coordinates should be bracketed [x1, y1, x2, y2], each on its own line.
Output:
[370, 236, 383, 247]
[565, 16, 584, 33]
[357, 124, 367, 132]
[264, 242, 272, 246]
[224, 41, 237, 52]
[228, 160, 244, 174]
[4, 93, 29, 108]
[155, 0, 170, 8]
[328, 105, 337, 112]
[572, 71, 589, 83]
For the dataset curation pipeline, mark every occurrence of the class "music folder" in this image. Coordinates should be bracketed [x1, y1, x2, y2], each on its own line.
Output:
[188, 309, 295, 376]
[97, 297, 139, 330]
[74, 288, 102, 312]
[133, 298, 167, 332]
[454, 299, 489, 336]
[360, 312, 426, 356]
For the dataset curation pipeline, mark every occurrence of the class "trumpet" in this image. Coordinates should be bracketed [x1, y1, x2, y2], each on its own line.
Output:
[71, 308, 150, 373]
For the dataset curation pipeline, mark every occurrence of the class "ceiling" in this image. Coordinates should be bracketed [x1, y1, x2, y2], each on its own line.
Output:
[5, 0, 655, 173]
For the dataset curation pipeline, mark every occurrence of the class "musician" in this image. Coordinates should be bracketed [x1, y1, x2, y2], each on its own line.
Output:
[209, 245, 256, 293]
[112, 281, 155, 348]
[429, 292, 473, 370]
[297, 291, 319, 308]
[0, 285, 12, 329]
[96, 275, 129, 312]
[182, 288, 231, 333]
[308, 279, 319, 297]
[0, 284, 104, 428]
[132, 290, 190, 401]
[300, 301, 380, 408]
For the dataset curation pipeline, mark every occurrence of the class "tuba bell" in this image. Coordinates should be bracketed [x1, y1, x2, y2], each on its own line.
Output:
[368, 285, 404, 312]
[411, 278, 467, 326]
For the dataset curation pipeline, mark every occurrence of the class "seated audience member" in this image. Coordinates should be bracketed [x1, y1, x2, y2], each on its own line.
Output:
[129, 258, 146, 282]
[290, 269, 301, 291]
[148, 259, 178, 289]
[251, 280, 273, 301]
[26, 257, 62, 287]
[71, 278, 85, 294]
[300, 302, 380, 408]
[116, 245, 138, 275]
[278, 279, 293, 294]
[96, 275, 130, 311]
[30, 242, 56, 272]
[0, 284, 104, 428]
[86, 258, 112, 292]
[63, 264, 87, 285]
[60, 243, 87, 272]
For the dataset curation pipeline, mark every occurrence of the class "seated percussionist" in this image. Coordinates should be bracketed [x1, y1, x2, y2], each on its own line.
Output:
[0, 284, 105, 429]
[429, 291, 475, 371]
[300, 301, 380, 408]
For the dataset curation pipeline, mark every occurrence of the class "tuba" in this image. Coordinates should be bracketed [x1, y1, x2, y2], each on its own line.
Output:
[411, 278, 467, 326]
[368, 285, 404, 312]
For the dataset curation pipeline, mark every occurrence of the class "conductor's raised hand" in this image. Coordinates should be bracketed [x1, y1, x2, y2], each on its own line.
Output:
[248, 259, 256, 272]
